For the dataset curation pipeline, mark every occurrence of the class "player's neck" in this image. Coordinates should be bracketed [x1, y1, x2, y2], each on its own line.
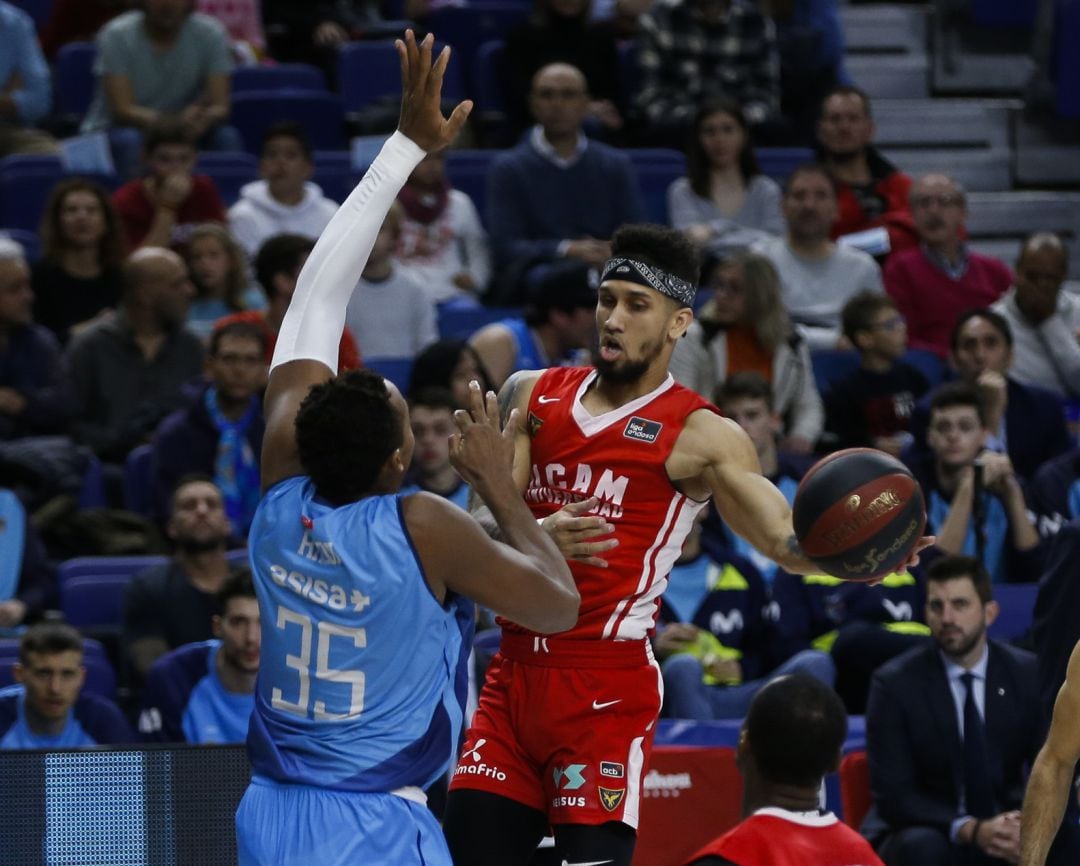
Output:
[591, 364, 670, 408]
[745, 782, 821, 816]
[419, 465, 460, 496]
[177, 548, 230, 592]
[24, 703, 68, 737]
[216, 650, 257, 695]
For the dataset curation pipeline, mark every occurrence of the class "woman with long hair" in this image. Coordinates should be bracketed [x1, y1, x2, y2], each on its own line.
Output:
[32, 178, 126, 343]
[667, 99, 784, 254]
[407, 339, 493, 409]
[185, 223, 265, 340]
[670, 251, 823, 452]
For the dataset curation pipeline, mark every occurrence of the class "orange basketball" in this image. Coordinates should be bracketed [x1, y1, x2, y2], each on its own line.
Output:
[792, 448, 926, 581]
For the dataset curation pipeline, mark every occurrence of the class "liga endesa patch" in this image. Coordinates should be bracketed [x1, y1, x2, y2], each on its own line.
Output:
[623, 416, 662, 444]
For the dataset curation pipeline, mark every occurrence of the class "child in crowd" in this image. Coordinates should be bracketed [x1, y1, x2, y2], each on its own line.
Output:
[185, 224, 265, 341]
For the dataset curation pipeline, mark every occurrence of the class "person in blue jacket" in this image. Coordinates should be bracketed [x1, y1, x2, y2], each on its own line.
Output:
[138, 568, 259, 744]
[0, 622, 132, 749]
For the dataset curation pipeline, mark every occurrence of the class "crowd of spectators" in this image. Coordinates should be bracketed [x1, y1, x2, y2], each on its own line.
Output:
[0, 0, 1079, 861]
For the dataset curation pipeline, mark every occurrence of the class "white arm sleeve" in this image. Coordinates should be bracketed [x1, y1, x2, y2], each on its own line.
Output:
[271, 131, 426, 373]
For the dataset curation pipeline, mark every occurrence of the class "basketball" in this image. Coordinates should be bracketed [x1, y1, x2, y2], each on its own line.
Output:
[792, 448, 926, 581]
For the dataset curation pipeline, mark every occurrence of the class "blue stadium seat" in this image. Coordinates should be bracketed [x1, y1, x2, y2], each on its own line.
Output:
[338, 41, 463, 114]
[312, 151, 356, 204]
[364, 358, 414, 393]
[122, 444, 154, 518]
[0, 229, 40, 261]
[1055, 0, 1080, 118]
[77, 452, 107, 509]
[438, 302, 520, 340]
[445, 149, 496, 227]
[0, 638, 117, 700]
[0, 153, 61, 175]
[811, 349, 861, 396]
[8, 0, 52, 31]
[970, 0, 1038, 28]
[472, 40, 506, 117]
[426, 4, 530, 79]
[61, 574, 130, 630]
[195, 152, 259, 207]
[55, 42, 97, 119]
[901, 348, 946, 389]
[0, 168, 61, 232]
[231, 91, 346, 153]
[618, 40, 639, 110]
[756, 147, 814, 185]
[232, 63, 326, 93]
[626, 149, 687, 224]
[987, 583, 1038, 641]
[58, 555, 166, 587]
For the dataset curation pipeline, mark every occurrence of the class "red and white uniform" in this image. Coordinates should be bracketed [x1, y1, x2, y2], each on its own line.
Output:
[451, 367, 719, 827]
[686, 808, 885, 866]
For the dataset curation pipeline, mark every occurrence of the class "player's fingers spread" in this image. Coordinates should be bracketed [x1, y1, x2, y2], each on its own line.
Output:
[502, 407, 521, 442]
[484, 389, 499, 428]
[452, 408, 471, 433]
[445, 100, 473, 142]
[572, 555, 609, 568]
[395, 39, 409, 90]
[430, 43, 450, 86]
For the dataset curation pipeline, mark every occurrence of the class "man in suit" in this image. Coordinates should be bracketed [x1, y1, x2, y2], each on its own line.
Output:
[862, 555, 1042, 865]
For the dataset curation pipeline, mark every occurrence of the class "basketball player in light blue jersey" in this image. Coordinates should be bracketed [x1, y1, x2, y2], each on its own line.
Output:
[234, 33, 579, 866]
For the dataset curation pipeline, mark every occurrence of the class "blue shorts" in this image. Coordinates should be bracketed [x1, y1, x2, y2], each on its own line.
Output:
[235, 776, 452, 866]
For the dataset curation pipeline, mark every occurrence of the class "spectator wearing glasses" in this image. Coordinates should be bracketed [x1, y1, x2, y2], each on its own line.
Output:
[825, 292, 928, 456]
[884, 175, 1012, 359]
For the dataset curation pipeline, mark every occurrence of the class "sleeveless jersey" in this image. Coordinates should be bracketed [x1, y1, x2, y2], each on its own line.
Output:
[688, 809, 884, 866]
[514, 366, 719, 641]
[247, 477, 474, 792]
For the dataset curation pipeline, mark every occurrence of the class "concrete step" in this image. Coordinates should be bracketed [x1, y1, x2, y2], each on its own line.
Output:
[847, 55, 931, 99]
[841, 4, 927, 55]
[882, 148, 1011, 191]
[965, 191, 1080, 277]
[871, 98, 1013, 150]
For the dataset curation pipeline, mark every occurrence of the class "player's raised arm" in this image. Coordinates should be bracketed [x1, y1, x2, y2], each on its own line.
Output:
[1020, 639, 1080, 866]
[405, 382, 579, 634]
[260, 31, 472, 491]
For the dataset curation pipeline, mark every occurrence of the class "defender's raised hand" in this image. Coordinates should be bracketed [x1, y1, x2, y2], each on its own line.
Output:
[396, 31, 473, 153]
[450, 380, 519, 489]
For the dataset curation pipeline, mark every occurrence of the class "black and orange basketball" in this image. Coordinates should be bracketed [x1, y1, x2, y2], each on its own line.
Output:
[793, 448, 926, 581]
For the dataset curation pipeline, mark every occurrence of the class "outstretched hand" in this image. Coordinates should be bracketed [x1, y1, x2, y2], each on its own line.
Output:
[396, 30, 473, 153]
[449, 380, 518, 490]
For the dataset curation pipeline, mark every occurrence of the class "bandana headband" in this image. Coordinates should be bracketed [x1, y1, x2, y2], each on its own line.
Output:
[600, 257, 696, 308]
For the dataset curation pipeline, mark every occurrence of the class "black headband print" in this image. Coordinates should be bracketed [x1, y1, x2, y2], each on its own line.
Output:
[599, 257, 696, 308]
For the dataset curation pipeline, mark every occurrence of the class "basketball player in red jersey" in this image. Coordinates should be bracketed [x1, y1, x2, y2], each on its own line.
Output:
[685, 673, 884, 866]
[443, 224, 930, 866]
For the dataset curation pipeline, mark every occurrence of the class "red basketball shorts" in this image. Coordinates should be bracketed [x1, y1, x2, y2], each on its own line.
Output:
[449, 633, 663, 829]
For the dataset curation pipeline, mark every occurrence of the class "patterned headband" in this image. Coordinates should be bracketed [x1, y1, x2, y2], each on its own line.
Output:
[599, 257, 696, 308]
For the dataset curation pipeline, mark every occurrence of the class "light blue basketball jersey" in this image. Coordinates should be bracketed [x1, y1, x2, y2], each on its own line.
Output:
[247, 477, 474, 793]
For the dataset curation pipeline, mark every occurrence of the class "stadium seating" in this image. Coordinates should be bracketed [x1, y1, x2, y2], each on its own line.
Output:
[55, 42, 97, 119]
[437, 301, 519, 340]
[195, 152, 258, 207]
[311, 151, 356, 204]
[838, 750, 872, 830]
[339, 41, 464, 115]
[231, 91, 346, 153]
[231, 64, 326, 93]
[8, 0, 52, 31]
[425, 4, 529, 80]
[1056, 0, 1080, 117]
[61, 574, 130, 630]
[627, 149, 687, 225]
[987, 582, 1038, 641]
[122, 444, 154, 519]
[0, 228, 40, 261]
[755, 147, 814, 185]
[472, 40, 508, 132]
[58, 555, 166, 587]
[0, 155, 117, 234]
[363, 358, 414, 394]
[445, 149, 497, 225]
[0, 638, 117, 700]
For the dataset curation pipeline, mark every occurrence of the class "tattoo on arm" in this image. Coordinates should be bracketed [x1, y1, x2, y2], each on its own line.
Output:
[498, 370, 527, 426]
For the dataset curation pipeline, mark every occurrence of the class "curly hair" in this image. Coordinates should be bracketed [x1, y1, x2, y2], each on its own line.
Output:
[295, 370, 403, 505]
[610, 223, 701, 286]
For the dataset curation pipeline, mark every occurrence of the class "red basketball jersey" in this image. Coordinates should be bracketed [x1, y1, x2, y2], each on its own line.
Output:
[509, 366, 718, 642]
[687, 810, 885, 866]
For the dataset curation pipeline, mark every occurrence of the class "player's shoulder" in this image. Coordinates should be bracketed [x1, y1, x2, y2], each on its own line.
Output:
[678, 405, 744, 448]
[500, 367, 547, 409]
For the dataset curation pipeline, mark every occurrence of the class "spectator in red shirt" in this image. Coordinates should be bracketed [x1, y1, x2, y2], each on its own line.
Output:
[816, 86, 915, 259]
[214, 233, 361, 374]
[112, 116, 226, 255]
[884, 174, 1013, 359]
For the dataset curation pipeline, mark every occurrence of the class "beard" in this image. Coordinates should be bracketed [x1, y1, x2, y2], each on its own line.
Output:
[595, 337, 665, 385]
[938, 622, 985, 660]
[175, 533, 229, 555]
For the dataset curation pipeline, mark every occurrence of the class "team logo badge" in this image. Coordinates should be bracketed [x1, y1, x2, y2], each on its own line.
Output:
[599, 787, 626, 811]
[623, 416, 662, 443]
[528, 411, 544, 437]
